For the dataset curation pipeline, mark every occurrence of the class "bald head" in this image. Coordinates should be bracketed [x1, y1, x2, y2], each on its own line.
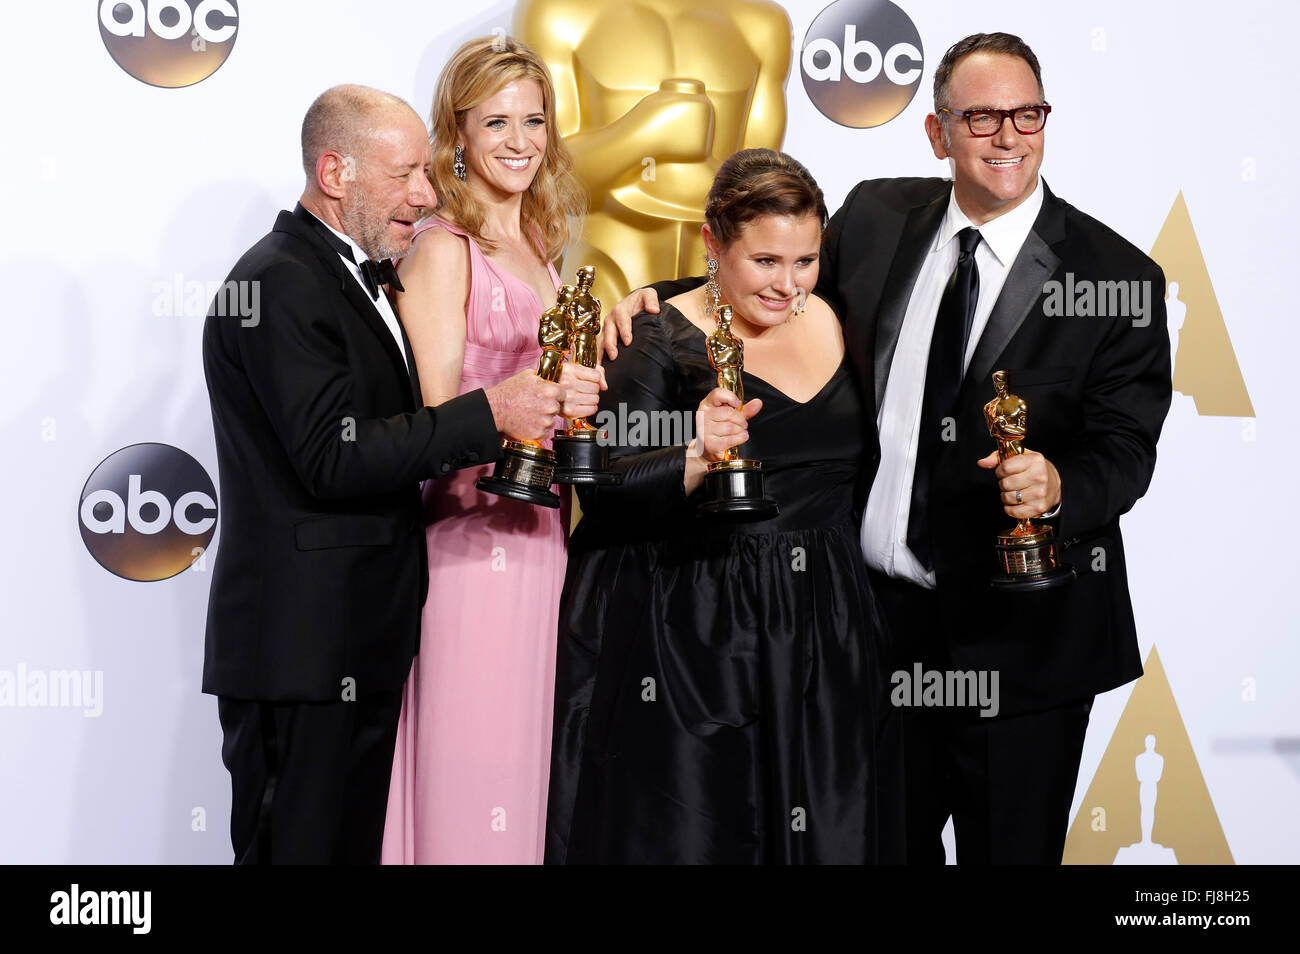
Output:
[300, 84, 424, 178]
[298, 84, 436, 260]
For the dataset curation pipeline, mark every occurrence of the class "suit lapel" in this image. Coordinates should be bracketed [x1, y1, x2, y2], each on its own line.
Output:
[962, 184, 1067, 401]
[276, 208, 415, 409]
[334, 272, 417, 410]
[872, 190, 949, 412]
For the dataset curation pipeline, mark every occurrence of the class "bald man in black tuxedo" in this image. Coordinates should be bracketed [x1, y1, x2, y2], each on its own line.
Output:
[202, 85, 572, 864]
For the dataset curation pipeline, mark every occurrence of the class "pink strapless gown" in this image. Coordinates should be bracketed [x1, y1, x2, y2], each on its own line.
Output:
[383, 218, 566, 864]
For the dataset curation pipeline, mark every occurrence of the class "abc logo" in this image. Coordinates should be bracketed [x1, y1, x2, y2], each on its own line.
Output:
[99, 0, 239, 89]
[801, 0, 924, 129]
[79, 443, 218, 582]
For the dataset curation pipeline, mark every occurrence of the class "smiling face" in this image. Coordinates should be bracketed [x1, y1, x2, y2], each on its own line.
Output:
[926, 52, 1044, 225]
[705, 213, 822, 331]
[339, 108, 435, 259]
[458, 79, 547, 202]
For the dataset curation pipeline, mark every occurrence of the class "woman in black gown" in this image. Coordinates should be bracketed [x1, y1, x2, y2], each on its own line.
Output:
[546, 149, 902, 864]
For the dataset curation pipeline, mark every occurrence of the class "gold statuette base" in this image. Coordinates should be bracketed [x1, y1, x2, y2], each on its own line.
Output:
[475, 440, 561, 509]
[991, 523, 1075, 591]
[698, 458, 779, 523]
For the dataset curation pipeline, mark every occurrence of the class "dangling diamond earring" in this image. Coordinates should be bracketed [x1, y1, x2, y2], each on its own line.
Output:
[453, 144, 466, 181]
[792, 287, 807, 317]
[705, 257, 721, 316]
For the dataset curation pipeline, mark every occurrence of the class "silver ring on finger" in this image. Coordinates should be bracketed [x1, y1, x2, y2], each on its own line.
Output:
[1015, 490, 1023, 504]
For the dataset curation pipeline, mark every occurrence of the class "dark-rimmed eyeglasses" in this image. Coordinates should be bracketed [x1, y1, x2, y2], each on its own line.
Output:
[937, 103, 1051, 137]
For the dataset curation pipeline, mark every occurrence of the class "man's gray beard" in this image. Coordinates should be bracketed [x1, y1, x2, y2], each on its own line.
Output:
[339, 192, 405, 261]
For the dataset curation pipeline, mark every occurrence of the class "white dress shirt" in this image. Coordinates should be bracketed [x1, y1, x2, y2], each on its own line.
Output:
[308, 212, 409, 372]
[861, 177, 1045, 588]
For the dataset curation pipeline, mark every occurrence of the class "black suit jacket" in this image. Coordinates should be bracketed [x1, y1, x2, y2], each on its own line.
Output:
[201, 205, 503, 702]
[818, 178, 1171, 714]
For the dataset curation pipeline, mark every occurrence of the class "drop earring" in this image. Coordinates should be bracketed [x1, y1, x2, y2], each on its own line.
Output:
[453, 144, 466, 181]
[705, 257, 721, 316]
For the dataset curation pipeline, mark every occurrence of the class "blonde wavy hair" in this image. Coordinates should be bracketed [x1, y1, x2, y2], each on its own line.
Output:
[428, 35, 585, 263]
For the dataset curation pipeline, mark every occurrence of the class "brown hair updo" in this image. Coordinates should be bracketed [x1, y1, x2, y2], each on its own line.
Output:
[704, 148, 828, 248]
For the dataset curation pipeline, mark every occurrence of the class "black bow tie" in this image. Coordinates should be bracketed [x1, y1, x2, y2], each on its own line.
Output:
[358, 258, 404, 300]
[291, 206, 407, 300]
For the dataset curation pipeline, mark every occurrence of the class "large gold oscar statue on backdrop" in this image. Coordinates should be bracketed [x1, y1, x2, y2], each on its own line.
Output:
[515, 0, 792, 306]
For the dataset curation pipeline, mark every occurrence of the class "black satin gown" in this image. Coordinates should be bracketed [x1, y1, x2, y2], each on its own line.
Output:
[545, 303, 903, 864]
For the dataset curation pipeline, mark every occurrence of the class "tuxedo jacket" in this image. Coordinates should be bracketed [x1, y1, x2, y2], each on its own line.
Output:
[201, 205, 503, 702]
[818, 178, 1172, 715]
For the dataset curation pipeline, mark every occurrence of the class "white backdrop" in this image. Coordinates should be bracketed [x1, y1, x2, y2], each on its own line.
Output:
[0, 0, 1295, 863]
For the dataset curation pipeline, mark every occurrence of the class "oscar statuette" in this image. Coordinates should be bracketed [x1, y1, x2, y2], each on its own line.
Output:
[474, 286, 577, 508]
[552, 265, 621, 485]
[698, 304, 778, 521]
[985, 370, 1075, 590]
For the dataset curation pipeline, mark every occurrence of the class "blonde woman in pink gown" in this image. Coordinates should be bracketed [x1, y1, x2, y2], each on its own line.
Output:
[382, 36, 591, 864]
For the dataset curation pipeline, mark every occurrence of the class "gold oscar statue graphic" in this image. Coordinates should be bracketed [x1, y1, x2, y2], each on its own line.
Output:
[699, 304, 777, 520]
[984, 370, 1074, 589]
[1112, 734, 1178, 864]
[1063, 646, 1234, 865]
[552, 265, 621, 484]
[1150, 191, 1254, 417]
[514, 0, 791, 306]
[475, 286, 577, 508]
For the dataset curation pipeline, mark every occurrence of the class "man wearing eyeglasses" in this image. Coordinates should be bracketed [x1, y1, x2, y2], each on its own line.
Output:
[820, 32, 1171, 864]
[601, 31, 1171, 865]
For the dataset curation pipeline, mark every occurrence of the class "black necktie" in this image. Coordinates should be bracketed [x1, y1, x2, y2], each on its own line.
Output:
[359, 258, 404, 300]
[906, 226, 981, 571]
